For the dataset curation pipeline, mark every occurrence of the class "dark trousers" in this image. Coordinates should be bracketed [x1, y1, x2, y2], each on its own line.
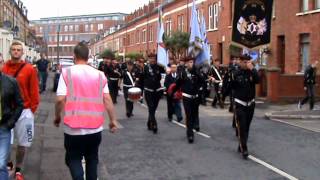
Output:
[183, 97, 200, 137]
[108, 80, 119, 104]
[166, 96, 183, 121]
[301, 84, 315, 110]
[145, 91, 162, 124]
[212, 85, 223, 107]
[124, 87, 134, 115]
[235, 103, 255, 152]
[39, 71, 48, 91]
[64, 132, 102, 180]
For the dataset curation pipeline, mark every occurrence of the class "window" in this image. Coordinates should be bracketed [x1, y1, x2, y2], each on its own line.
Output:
[165, 18, 172, 36]
[75, 25, 79, 31]
[54, 36, 57, 42]
[178, 15, 184, 31]
[209, 3, 219, 30]
[59, 35, 63, 42]
[300, 34, 310, 72]
[64, 25, 68, 32]
[142, 29, 147, 43]
[65, 35, 69, 42]
[301, 0, 309, 11]
[49, 36, 53, 42]
[90, 24, 94, 31]
[69, 35, 73, 41]
[85, 24, 89, 32]
[39, 26, 43, 33]
[98, 24, 104, 30]
[316, 0, 320, 9]
[69, 25, 73, 31]
[136, 30, 140, 44]
[148, 26, 154, 42]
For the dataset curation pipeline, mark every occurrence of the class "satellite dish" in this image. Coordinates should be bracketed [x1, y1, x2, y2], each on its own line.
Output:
[3, 21, 12, 29]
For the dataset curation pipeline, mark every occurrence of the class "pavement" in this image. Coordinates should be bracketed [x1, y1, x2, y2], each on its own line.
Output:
[10, 73, 320, 180]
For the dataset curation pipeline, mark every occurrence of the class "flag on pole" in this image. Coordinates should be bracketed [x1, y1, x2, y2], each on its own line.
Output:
[196, 15, 210, 65]
[188, 0, 203, 58]
[231, 0, 274, 49]
[157, 5, 168, 67]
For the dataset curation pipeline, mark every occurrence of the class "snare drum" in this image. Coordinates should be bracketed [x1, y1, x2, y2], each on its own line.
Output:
[128, 87, 142, 102]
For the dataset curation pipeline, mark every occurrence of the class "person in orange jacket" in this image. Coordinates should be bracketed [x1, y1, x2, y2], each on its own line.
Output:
[3, 41, 40, 180]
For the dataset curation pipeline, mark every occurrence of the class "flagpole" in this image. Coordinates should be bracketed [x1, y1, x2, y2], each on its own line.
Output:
[186, 0, 189, 32]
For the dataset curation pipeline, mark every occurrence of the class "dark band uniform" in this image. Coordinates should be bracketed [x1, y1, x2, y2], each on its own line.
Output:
[139, 63, 165, 134]
[175, 63, 205, 143]
[122, 66, 137, 117]
[105, 64, 121, 104]
[209, 64, 224, 108]
[231, 60, 259, 159]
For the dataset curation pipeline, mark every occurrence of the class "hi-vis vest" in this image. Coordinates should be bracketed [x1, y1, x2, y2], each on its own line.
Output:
[62, 65, 107, 129]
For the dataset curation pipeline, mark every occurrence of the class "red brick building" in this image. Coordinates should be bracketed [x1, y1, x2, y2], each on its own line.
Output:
[90, 0, 320, 102]
[31, 13, 126, 60]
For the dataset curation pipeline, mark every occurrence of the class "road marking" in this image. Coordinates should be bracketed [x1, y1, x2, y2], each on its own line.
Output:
[171, 120, 211, 139]
[270, 118, 320, 133]
[248, 155, 299, 180]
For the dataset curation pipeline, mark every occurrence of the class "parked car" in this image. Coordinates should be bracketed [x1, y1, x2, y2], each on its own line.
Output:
[53, 59, 74, 92]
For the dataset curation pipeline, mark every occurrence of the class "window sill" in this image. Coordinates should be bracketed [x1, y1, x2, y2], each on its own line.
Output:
[207, 28, 218, 32]
[296, 9, 320, 16]
[228, 26, 232, 29]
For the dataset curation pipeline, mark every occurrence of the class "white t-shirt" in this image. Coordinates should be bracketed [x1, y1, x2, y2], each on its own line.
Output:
[56, 65, 109, 135]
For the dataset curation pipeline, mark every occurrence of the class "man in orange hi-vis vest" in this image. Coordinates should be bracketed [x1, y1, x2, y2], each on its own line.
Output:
[54, 42, 118, 180]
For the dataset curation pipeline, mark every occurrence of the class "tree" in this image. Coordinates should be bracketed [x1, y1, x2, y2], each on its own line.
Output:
[99, 49, 115, 59]
[125, 52, 144, 61]
[164, 31, 190, 61]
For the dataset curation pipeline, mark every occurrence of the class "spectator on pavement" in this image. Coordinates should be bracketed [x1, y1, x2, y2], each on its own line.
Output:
[0, 58, 24, 180]
[299, 60, 319, 110]
[36, 54, 50, 93]
[3, 41, 40, 180]
[54, 42, 118, 180]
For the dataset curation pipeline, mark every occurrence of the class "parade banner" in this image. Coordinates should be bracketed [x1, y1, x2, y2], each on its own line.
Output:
[232, 0, 273, 49]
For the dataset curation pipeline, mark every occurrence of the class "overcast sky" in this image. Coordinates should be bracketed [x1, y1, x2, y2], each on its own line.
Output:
[24, 0, 151, 20]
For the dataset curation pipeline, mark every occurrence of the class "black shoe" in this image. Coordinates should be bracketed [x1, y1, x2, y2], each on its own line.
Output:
[211, 104, 217, 108]
[188, 135, 194, 144]
[147, 121, 152, 130]
[237, 146, 241, 153]
[242, 150, 249, 160]
[194, 127, 200, 132]
[153, 124, 158, 134]
[177, 118, 183, 122]
[235, 129, 238, 137]
[126, 113, 131, 118]
[168, 117, 172, 122]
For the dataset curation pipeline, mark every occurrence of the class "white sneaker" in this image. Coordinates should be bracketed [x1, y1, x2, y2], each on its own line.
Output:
[298, 101, 302, 110]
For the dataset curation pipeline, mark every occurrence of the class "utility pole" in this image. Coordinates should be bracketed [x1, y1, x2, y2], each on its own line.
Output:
[57, 24, 60, 63]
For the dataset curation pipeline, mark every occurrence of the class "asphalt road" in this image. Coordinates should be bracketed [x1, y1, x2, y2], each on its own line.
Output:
[21, 84, 320, 180]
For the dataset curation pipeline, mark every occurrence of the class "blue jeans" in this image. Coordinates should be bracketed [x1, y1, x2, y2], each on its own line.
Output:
[0, 127, 11, 180]
[174, 101, 183, 121]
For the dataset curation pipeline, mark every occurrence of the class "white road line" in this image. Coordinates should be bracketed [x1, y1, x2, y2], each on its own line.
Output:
[270, 118, 320, 133]
[135, 93, 299, 179]
[248, 155, 299, 180]
[171, 120, 211, 139]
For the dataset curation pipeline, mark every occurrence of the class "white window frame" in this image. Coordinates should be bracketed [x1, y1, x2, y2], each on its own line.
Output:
[149, 26, 154, 42]
[208, 5, 213, 30]
[59, 35, 63, 42]
[178, 15, 184, 31]
[69, 35, 73, 41]
[142, 29, 147, 43]
[64, 25, 68, 32]
[75, 25, 79, 31]
[85, 24, 89, 32]
[136, 30, 140, 44]
[98, 23, 104, 30]
[39, 26, 43, 33]
[165, 19, 172, 36]
[213, 3, 219, 30]
[69, 25, 73, 31]
[301, 0, 309, 12]
[316, 0, 320, 9]
[65, 35, 68, 42]
[90, 24, 94, 31]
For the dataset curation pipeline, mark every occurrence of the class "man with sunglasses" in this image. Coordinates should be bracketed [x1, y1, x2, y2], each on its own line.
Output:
[3, 42, 40, 180]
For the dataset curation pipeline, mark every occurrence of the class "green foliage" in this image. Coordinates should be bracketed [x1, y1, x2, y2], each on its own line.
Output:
[125, 52, 144, 61]
[164, 31, 190, 60]
[99, 49, 115, 59]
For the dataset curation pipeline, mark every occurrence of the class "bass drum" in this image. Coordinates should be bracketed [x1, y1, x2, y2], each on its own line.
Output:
[128, 87, 142, 102]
